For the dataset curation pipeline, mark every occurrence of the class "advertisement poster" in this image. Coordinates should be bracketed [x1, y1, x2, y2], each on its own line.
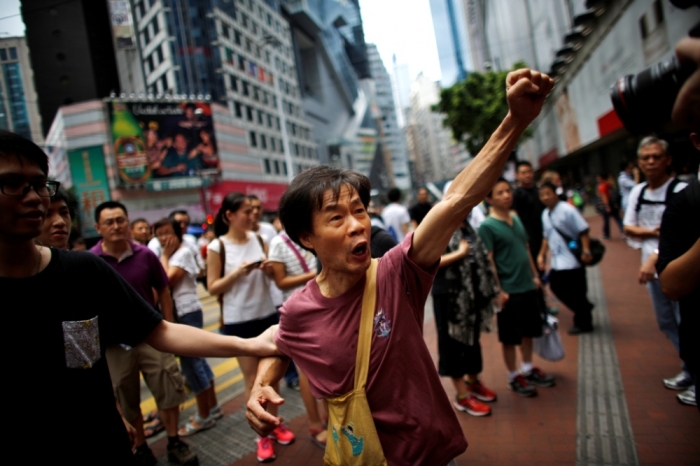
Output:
[67, 146, 111, 238]
[107, 100, 220, 189]
[108, 0, 136, 48]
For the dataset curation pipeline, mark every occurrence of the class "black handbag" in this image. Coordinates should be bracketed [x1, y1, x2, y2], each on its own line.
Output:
[548, 211, 605, 266]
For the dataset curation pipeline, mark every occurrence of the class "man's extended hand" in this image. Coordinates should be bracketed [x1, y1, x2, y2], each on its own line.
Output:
[672, 38, 700, 132]
[506, 69, 555, 124]
[639, 255, 657, 284]
[246, 385, 285, 437]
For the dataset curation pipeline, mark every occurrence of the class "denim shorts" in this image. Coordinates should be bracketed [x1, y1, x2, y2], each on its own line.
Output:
[178, 310, 215, 394]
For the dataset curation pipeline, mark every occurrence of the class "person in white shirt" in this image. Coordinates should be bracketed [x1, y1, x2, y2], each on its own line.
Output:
[154, 217, 221, 437]
[206, 192, 295, 461]
[537, 182, 594, 335]
[623, 136, 690, 391]
[618, 161, 639, 214]
[381, 187, 411, 242]
[148, 210, 205, 272]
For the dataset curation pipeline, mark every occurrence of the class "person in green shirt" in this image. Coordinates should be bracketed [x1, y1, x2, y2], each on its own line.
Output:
[479, 178, 555, 397]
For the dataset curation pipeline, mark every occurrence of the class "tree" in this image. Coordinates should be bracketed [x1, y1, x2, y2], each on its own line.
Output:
[432, 61, 532, 156]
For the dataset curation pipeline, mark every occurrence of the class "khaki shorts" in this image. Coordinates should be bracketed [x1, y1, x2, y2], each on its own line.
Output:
[106, 343, 186, 424]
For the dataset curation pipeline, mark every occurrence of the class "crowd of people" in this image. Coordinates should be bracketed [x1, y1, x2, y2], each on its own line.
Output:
[2, 38, 698, 465]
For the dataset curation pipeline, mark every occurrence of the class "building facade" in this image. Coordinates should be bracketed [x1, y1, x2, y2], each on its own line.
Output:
[466, 0, 699, 181]
[364, 44, 411, 191]
[131, 0, 317, 183]
[281, 0, 371, 169]
[0, 36, 43, 144]
[429, 0, 470, 87]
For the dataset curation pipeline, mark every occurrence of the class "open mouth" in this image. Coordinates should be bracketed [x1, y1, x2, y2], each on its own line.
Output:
[351, 243, 368, 256]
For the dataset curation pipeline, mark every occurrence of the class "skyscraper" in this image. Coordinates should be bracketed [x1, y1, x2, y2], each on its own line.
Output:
[0, 36, 43, 144]
[429, 0, 470, 87]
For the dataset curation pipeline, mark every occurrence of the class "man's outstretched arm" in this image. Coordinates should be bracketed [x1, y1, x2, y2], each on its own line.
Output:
[246, 354, 291, 437]
[411, 69, 554, 268]
[145, 321, 281, 359]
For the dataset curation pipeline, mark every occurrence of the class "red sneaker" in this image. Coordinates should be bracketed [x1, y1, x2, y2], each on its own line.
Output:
[454, 394, 491, 417]
[468, 379, 497, 402]
[256, 436, 276, 462]
[271, 423, 296, 445]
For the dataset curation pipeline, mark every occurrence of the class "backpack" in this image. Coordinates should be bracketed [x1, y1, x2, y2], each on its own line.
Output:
[634, 178, 682, 213]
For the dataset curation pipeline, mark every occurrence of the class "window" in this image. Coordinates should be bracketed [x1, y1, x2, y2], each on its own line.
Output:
[160, 74, 169, 92]
[261, 134, 267, 149]
[234, 102, 242, 118]
[294, 144, 299, 156]
[250, 131, 257, 147]
[267, 114, 273, 128]
[221, 23, 230, 39]
[264, 158, 271, 174]
[257, 110, 264, 124]
[0, 49, 6, 61]
[242, 80, 249, 96]
[152, 17, 159, 35]
[270, 138, 276, 151]
[8, 47, 17, 60]
[274, 160, 280, 174]
[234, 29, 242, 45]
[291, 123, 297, 136]
[156, 45, 163, 64]
[230, 75, 238, 92]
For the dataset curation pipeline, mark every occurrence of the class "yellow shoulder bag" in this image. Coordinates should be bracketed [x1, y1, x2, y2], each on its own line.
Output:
[324, 259, 388, 466]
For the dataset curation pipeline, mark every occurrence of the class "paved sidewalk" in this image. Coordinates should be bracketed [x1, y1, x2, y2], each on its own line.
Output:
[150, 214, 699, 465]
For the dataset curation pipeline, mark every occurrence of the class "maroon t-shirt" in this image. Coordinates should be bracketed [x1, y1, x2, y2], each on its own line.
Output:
[275, 233, 468, 465]
[90, 240, 168, 309]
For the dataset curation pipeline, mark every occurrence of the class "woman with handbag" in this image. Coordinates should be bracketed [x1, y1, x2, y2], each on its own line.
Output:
[154, 217, 222, 436]
[206, 192, 295, 462]
[432, 216, 500, 417]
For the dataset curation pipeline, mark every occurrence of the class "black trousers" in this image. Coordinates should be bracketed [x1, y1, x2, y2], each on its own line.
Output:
[549, 267, 594, 330]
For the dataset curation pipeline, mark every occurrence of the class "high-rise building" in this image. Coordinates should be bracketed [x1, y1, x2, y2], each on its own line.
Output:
[128, 0, 317, 182]
[21, 0, 120, 137]
[429, 0, 470, 87]
[0, 36, 43, 144]
[365, 44, 411, 191]
[281, 0, 370, 169]
[409, 73, 457, 184]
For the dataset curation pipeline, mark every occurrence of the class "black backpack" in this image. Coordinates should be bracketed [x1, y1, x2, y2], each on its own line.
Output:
[634, 178, 682, 213]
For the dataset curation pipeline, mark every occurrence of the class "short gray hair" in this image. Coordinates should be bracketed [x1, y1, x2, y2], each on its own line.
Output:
[637, 136, 668, 155]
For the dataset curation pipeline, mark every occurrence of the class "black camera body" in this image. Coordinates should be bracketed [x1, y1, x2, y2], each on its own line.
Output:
[610, 21, 699, 134]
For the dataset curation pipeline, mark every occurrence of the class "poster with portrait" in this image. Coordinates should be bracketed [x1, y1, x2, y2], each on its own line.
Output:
[107, 100, 220, 189]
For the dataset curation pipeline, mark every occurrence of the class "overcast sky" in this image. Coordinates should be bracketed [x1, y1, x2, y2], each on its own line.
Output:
[0, 0, 441, 81]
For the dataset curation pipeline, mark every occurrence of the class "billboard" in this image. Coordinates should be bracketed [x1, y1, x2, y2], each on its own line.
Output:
[67, 146, 111, 238]
[107, 100, 220, 189]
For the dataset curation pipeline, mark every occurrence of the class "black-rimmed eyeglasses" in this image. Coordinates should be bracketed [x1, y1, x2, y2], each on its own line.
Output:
[0, 180, 60, 198]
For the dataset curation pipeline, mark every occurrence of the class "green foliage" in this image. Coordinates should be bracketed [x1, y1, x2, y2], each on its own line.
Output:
[432, 61, 533, 155]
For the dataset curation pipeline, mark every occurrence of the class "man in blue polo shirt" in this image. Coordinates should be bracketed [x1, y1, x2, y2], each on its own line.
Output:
[91, 201, 194, 466]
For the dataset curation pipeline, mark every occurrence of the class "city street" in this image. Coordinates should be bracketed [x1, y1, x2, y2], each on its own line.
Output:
[142, 213, 699, 466]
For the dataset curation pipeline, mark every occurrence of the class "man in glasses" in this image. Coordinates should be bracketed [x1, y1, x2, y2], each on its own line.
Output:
[623, 136, 691, 395]
[91, 200, 197, 465]
[0, 130, 278, 464]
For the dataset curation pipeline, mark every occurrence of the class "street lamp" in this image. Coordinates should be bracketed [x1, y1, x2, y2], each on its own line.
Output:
[260, 34, 294, 184]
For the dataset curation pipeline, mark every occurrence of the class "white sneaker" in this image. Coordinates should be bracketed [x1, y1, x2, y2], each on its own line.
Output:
[677, 386, 696, 407]
[663, 372, 694, 390]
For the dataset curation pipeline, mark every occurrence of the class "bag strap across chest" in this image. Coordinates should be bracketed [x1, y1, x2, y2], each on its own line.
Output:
[635, 178, 681, 213]
[355, 259, 378, 390]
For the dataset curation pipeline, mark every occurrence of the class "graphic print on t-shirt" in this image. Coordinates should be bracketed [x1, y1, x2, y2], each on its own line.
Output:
[63, 316, 100, 369]
[373, 309, 391, 338]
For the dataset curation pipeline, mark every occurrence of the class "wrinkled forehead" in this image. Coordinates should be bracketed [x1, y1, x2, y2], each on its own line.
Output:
[316, 184, 359, 210]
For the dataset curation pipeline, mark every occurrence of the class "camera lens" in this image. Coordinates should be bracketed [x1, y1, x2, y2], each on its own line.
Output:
[610, 55, 695, 134]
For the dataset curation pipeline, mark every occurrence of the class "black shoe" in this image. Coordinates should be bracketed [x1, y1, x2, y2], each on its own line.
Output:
[525, 367, 555, 387]
[568, 326, 593, 335]
[134, 444, 157, 466]
[167, 440, 199, 465]
[508, 374, 537, 397]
